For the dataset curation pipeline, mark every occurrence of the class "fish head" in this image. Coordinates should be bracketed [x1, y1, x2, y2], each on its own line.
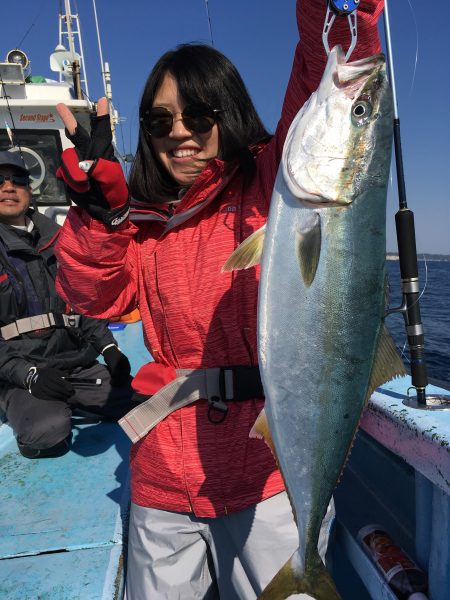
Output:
[283, 45, 393, 206]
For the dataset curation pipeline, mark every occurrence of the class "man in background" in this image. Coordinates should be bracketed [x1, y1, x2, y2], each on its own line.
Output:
[0, 149, 135, 458]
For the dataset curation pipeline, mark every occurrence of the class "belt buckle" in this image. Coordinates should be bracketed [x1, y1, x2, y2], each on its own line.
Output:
[66, 314, 78, 327]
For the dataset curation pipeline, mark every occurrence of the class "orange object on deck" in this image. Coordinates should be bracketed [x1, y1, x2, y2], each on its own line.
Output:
[110, 308, 141, 323]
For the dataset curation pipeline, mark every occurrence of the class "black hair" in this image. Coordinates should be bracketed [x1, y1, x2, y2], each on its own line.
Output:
[129, 43, 271, 204]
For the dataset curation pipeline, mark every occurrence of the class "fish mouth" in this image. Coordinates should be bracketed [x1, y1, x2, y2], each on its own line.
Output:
[334, 45, 385, 71]
[333, 46, 386, 99]
[343, 49, 385, 69]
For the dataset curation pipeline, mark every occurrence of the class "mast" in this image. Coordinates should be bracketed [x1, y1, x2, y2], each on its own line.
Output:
[59, 0, 89, 98]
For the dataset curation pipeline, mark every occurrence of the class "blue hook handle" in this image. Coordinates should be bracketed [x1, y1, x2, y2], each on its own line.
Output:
[329, 0, 360, 15]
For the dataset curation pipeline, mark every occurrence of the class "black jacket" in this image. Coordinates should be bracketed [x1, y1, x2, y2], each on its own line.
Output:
[0, 210, 116, 387]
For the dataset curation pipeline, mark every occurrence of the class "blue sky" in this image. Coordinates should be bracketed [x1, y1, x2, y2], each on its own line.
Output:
[2, 1, 449, 254]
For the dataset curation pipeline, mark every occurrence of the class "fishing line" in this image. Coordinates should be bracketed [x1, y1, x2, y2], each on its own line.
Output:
[204, 0, 215, 46]
[405, 0, 419, 97]
[399, 340, 411, 364]
[15, 2, 45, 49]
[416, 255, 428, 303]
[396, 256, 428, 361]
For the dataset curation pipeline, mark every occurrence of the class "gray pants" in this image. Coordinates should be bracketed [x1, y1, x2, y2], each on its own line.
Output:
[0, 362, 134, 450]
[125, 491, 335, 600]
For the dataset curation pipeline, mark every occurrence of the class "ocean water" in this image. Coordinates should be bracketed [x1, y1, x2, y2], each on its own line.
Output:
[386, 259, 450, 384]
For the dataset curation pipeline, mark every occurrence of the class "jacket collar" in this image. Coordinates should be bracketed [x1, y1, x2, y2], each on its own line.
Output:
[130, 158, 236, 226]
[174, 158, 229, 213]
[0, 210, 59, 253]
[129, 143, 268, 227]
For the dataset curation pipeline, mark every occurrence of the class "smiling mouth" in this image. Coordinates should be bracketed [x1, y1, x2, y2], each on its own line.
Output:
[171, 148, 200, 158]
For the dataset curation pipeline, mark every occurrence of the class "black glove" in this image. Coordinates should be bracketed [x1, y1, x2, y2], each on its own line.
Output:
[103, 345, 131, 387]
[25, 367, 75, 402]
[56, 105, 129, 228]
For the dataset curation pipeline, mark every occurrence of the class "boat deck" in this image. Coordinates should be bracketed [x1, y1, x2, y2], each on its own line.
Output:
[0, 321, 449, 599]
[0, 322, 150, 600]
[0, 420, 129, 599]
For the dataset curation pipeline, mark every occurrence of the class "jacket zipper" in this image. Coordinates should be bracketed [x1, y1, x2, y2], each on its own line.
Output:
[153, 252, 178, 365]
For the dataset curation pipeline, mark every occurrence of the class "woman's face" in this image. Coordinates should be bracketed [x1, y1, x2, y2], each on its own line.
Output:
[150, 72, 220, 187]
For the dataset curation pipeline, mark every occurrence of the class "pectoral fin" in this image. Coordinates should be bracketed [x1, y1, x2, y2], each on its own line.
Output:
[222, 225, 266, 272]
[296, 212, 321, 287]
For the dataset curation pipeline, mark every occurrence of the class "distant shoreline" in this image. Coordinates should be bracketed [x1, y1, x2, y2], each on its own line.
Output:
[386, 253, 450, 262]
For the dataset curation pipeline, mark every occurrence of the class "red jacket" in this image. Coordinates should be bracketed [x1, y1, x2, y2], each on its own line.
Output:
[55, 1, 383, 517]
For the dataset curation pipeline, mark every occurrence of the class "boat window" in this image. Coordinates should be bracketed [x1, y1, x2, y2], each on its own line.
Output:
[0, 129, 69, 206]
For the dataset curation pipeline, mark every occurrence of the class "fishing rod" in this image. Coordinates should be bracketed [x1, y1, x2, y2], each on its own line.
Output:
[381, 0, 426, 405]
[324, 0, 449, 408]
[382, 1, 450, 408]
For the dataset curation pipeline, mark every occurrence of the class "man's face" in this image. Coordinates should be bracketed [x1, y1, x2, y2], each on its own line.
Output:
[0, 165, 31, 226]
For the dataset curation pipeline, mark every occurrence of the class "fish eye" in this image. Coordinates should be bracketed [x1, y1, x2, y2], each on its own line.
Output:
[352, 99, 373, 126]
[353, 103, 367, 117]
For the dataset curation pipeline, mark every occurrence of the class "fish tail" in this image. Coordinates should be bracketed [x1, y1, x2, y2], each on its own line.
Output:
[258, 551, 341, 600]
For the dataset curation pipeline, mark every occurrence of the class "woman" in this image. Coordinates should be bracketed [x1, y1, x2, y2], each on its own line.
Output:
[55, 1, 383, 597]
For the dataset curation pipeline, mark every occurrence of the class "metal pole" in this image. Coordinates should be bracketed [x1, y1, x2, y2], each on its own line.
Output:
[64, 0, 76, 59]
[92, 0, 107, 97]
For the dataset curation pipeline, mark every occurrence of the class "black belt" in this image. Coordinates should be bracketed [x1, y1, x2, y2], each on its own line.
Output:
[209, 365, 264, 424]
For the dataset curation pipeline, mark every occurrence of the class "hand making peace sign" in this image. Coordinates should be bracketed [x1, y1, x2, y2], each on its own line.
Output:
[55, 98, 129, 228]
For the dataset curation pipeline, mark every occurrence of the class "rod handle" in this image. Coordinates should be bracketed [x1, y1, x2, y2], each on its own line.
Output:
[395, 208, 418, 280]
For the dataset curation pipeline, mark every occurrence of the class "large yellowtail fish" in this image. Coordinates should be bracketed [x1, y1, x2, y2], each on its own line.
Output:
[224, 45, 405, 599]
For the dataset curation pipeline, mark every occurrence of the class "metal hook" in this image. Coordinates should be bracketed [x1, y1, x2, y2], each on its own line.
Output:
[322, 1, 359, 61]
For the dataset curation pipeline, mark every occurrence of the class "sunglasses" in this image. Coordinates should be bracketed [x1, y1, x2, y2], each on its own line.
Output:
[140, 103, 222, 138]
[0, 174, 29, 187]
